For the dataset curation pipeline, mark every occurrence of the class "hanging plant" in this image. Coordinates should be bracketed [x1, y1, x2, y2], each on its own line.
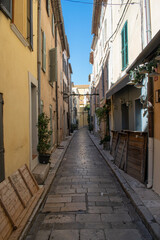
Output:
[129, 59, 158, 85]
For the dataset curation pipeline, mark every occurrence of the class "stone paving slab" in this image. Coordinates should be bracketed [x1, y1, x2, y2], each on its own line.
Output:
[104, 229, 142, 240]
[80, 229, 106, 240]
[50, 229, 79, 240]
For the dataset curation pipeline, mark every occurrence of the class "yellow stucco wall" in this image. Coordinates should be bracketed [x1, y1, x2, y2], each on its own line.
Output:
[41, 0, 57, 146]
[153, 65, 160, 195]
[0, 1, 37, 177]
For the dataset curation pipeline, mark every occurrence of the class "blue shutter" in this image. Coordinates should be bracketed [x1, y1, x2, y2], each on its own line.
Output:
[0, 0, 12, 19]
[42, 32, 46, 72]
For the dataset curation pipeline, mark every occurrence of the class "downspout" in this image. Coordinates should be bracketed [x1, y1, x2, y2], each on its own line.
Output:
[144, 0, 153, 189]
[140, 0, 144, 50]
[55, 24, 59, 146]
[38, 0, 41, 115]
[144, 0, 152, 44]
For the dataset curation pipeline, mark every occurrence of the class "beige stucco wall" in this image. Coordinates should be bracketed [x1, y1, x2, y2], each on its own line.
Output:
[0, 0, 38, 177]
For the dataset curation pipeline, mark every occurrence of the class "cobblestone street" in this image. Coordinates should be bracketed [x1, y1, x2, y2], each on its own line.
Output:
[25, 128, 152, 240]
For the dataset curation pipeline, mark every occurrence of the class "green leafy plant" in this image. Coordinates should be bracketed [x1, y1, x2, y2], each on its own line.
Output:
[100, 135, 110, 145]
[129, 59, 158, 85]
[37, 113, 52, 155]
[95, 103, 111, 124]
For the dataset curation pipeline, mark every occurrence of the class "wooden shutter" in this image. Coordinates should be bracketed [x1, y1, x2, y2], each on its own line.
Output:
[0, 0, 12, 19]
[52, 13, 54, 37]
[49, 48, 57, 83]
[42, 31, 46, 72]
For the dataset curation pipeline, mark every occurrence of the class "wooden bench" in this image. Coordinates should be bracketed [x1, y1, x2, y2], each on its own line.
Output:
[0, 164, 44, 240]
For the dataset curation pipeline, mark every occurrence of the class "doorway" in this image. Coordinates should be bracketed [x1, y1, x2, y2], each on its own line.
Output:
[0, 94, 5, 182]
[121, 103, 129, 130]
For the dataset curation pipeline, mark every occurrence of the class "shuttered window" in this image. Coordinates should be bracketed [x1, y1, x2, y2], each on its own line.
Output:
[27, 0, 33, 50]
[102, 67, 104, 98]
[42, 31, 46, 72]
[0, 0, 12, 19]
[121, 21, 128, 70]
[52, 13, 54, 37]
[46, 0, 50, 17]
[49, 48, 57, 83]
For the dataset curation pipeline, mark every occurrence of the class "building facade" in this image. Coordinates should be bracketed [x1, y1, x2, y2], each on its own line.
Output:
[90, 0, 160, 195]
[0, 0, 38, 179]
[0, 0, 72, 182]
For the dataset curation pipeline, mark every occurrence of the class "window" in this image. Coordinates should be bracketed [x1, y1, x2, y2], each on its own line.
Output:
[52, 13, 54, 36]
[121, 21, 128, 70]
[1, 0, 33, 49]
[46, 0, 50, 17]
[102, 67, 104, 98]
[0, 0, 12, 19]
[49, 48, 57, 83]
[42, 31, 46, 72]
[27, 0, 33, 50]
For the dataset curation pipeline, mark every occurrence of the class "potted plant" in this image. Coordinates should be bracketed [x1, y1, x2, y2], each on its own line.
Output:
[100, 135, 110, 150]
[37, 113, 52, 164]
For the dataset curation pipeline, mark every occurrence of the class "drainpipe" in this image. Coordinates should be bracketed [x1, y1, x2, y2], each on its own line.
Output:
[38, 0, 41, 115]
[144, 0, 152, 44]
[140, 0, 144, 50]
[55, 24, 59, 146]
[144, 0, 153, 189]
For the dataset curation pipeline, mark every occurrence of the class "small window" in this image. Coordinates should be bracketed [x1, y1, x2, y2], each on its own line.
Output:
[27, 0, 33, 50]
[121, 21, 128, 70]
[42, 31, 46, 72]
[0, 0, 12, 19]
[46, 0, 50, 17]
[52, 13, 54, 36]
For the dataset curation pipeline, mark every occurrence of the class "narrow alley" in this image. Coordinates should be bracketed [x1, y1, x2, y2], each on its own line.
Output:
[25, 128, 152, 240]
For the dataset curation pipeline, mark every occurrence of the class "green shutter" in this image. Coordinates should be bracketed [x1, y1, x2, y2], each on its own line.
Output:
[52, 13, 54, 37]
[42, 31, 46, 72]
[121, 21, 128, 70]
[0, 0, 12, 19]
[49, 48, 57, 83]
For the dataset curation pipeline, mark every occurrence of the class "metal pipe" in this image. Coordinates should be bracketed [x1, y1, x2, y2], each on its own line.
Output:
[38, 0, 41, 115]
[140, 0, 144, 50]
[144, 0, 153, 189]
[144, 0, 152, 43]
[55, 24, 59, 146]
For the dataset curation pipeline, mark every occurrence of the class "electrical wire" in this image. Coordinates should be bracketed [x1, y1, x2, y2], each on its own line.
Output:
[63, 0, 139, 6]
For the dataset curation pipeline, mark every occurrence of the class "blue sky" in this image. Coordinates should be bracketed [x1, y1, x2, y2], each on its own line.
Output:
[61, 0, 93, 85]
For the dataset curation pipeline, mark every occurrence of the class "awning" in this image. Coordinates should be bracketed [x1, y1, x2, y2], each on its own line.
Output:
[127, 29, 160, 72]
[106, 74, 129, 99]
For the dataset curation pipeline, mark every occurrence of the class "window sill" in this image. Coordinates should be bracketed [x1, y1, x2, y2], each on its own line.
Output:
[10, 23, 29, 47]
